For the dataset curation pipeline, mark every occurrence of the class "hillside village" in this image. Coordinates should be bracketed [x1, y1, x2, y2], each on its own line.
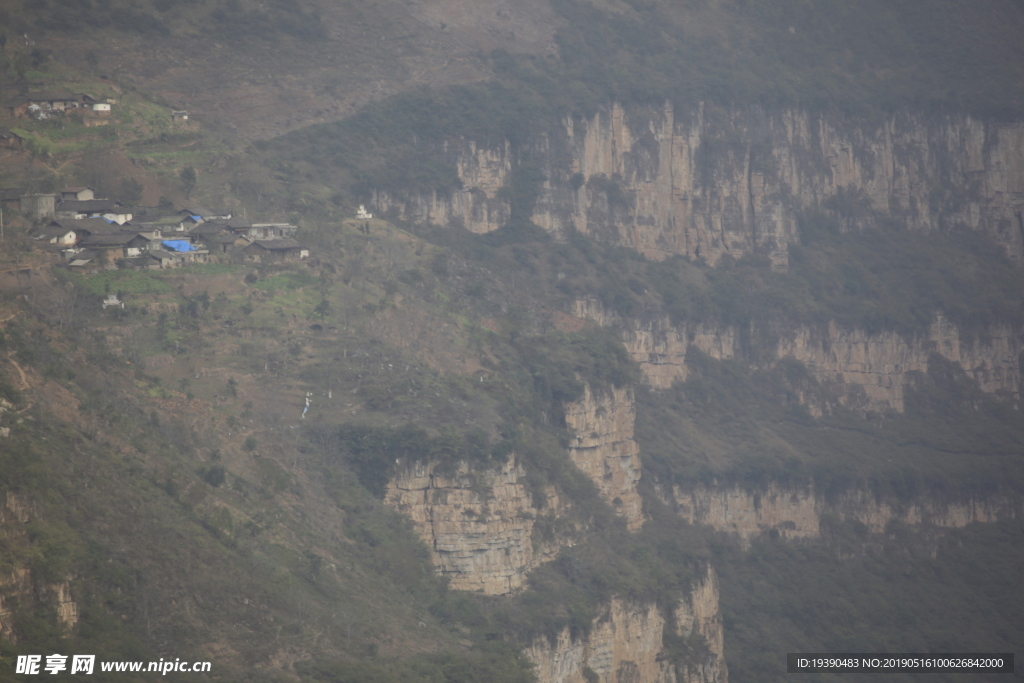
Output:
[4, 184, 308, 271]
[0, 86, 310, 272]
[0, 74, 316, 274]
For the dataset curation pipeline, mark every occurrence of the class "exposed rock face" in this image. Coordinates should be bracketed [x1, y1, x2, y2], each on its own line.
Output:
[375, 142, 513, 234]
[525, 567, 727, 683]
[673, 568, 727, 683]
[671, 485, 1023, 541]
[563, 383, 644, 530]
[573, 300, 1022, 412]
[0, 398, 13, 438]
[373, 103, 1024, 267]
[0, 568, 31, 642]
[774, 317, 1022, 412]
[51, 582, 78, 630]
[571, 300, 737, 391]
[384, 456, 568, 595]
[0, 492, 78, 639]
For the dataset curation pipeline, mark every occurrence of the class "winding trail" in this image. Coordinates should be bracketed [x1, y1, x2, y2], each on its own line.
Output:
[5, 351, 30, 390]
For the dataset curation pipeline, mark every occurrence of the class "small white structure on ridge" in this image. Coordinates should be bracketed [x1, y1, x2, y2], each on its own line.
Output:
[356, 204, 373, 219]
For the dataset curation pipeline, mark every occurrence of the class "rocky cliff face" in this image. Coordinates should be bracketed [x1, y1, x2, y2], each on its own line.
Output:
[0, 492, 78, 640]
[571, 300, 736, 391]
[383, 380, 646, 594]
[573, 299, 1022, 412]
[384, 456, 569, 595]
[670, 484, 1022, 542]
[563, 383, 644, 530]
[373, 103, 1024, 268]
[525, 566, 727, 683]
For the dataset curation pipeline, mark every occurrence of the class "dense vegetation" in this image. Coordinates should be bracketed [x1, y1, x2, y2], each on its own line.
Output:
[635, 350, 1024, 498]
[716, 520, 1024, 683]
[542, 0, 1024, 116]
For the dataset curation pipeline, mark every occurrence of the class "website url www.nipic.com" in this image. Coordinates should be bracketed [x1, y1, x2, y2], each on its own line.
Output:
[15, 654, 212, 675]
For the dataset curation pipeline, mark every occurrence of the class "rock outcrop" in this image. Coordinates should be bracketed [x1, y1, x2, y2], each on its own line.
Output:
[571, 300, 737, 391]
[51, 581, 78, 630]
[774, 317, 1022, 411]
[671, 484, 1022, 542]
[0, 568, 31, 642]
[374, 103, 1024, 268]
[563, 383, 644, 530]
[525, 566, 727, 683]
[573, 299, 1022, 412]
[0, 492, 78, 640]
[384, 456, 569, 595]
[0, 398, 13, 438]
[376, 141, 513, 234]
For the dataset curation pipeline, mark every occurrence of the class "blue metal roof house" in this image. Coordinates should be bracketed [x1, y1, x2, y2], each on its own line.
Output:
[161, 240, 197, 252]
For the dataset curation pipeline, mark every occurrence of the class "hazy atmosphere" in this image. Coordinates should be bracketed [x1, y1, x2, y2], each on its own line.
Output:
[0, 0, 1022, 680]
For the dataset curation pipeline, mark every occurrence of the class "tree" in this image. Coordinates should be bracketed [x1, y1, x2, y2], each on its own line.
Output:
[52, 282, 81, 331]
[180, 166, 197, 199]
[121, 177, 143, 204]
[314, 298, 331, 322]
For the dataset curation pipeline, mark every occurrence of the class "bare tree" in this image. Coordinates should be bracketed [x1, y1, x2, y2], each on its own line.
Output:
[52, 281, 81, 331]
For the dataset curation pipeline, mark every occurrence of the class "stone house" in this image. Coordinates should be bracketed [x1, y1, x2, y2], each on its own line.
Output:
[250, 223, 299, 240]
[31, 224, 78, 246]
[60, 187, 95, 201]
[126, 249, 181, 270]
[67, 249, 99, 272]
[26, 92, 83, 112]
[45, 217, 121, 243]
[0, 129, 23, 150]
[137, 214, 200, 234]
[3, 97, 30, 119]
[160, 239, 208, 263]
[56, 199, 132, 224]
[187, 223, 248, 253]
[177, 206, 231, 221]
[242, 238, 308, 263]
[20, 194, 57, 219]
[0, 188, 24, 211]
[79, 232, 154, 264]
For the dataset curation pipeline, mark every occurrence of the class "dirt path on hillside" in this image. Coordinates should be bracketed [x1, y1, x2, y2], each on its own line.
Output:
[5, 352, 30, 390]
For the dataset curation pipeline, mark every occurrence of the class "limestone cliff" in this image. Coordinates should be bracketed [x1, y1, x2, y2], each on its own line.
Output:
[0, 492, 78, 640]
[773, 317, 1022, 411]
[373, 103, 1024, 268]
[375, 140, 512, 234]
[563, 383, 644, 530]
[384, 456, 569, 595]
[383, 381, 646, 593]
[571, 300, 736, 391]
[671, 484, 1023, 542]
[525, 566, 727, 683]
[573, 299, 1021, 412]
